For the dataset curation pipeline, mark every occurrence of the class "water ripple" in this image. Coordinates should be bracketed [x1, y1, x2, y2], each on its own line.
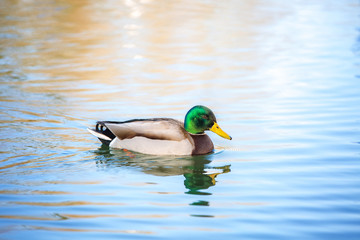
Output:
[1, 0, 360, 239]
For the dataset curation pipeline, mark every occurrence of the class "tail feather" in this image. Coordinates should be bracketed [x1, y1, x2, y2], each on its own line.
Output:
[88, 121, 116, 145]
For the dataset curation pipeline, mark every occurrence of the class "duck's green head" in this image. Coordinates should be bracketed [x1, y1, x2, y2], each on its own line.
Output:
[184, 105, 232, 140]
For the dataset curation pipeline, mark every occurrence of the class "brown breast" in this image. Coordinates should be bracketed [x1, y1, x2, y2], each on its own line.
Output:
[190, 134, 214, 155]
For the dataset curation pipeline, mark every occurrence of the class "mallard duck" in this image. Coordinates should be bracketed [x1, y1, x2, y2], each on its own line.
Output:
[88, 105, 231, 155]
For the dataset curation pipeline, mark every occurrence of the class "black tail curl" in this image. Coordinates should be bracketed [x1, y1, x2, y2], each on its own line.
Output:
[95, 121, 116, 145]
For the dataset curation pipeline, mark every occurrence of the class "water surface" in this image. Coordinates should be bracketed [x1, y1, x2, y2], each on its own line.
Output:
[1, 0, 360, 239]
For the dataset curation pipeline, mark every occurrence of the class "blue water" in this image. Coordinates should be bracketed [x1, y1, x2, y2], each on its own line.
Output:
[1, 0, 360, 239]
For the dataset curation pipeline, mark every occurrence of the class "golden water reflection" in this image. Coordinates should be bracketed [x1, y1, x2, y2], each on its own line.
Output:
[1, 0, 295, 108]
[27, 225, 155, 234]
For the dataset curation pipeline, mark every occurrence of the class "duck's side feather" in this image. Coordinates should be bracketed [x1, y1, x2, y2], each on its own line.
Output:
[110, 136, 194, 155]
[89, 118, 214, 155]
[89, 118, 195, 155]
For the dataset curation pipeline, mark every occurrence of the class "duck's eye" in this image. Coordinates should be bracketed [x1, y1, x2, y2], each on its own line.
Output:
[201, 115, 209, 120]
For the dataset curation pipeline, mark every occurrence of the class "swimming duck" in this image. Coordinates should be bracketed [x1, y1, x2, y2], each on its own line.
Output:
[88, 105, 231, 155]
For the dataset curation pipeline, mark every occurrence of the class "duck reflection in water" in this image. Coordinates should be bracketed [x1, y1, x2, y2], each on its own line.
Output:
[93, 145, 231, 195]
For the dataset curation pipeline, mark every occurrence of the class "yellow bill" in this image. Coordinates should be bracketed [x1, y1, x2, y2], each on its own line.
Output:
[210, 122, 232, 140]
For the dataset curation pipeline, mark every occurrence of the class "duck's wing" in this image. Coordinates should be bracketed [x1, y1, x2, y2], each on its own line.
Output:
[88, 118, 190, 143]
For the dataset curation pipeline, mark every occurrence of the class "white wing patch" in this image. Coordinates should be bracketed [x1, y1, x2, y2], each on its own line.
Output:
[87, 128, 112, 141]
